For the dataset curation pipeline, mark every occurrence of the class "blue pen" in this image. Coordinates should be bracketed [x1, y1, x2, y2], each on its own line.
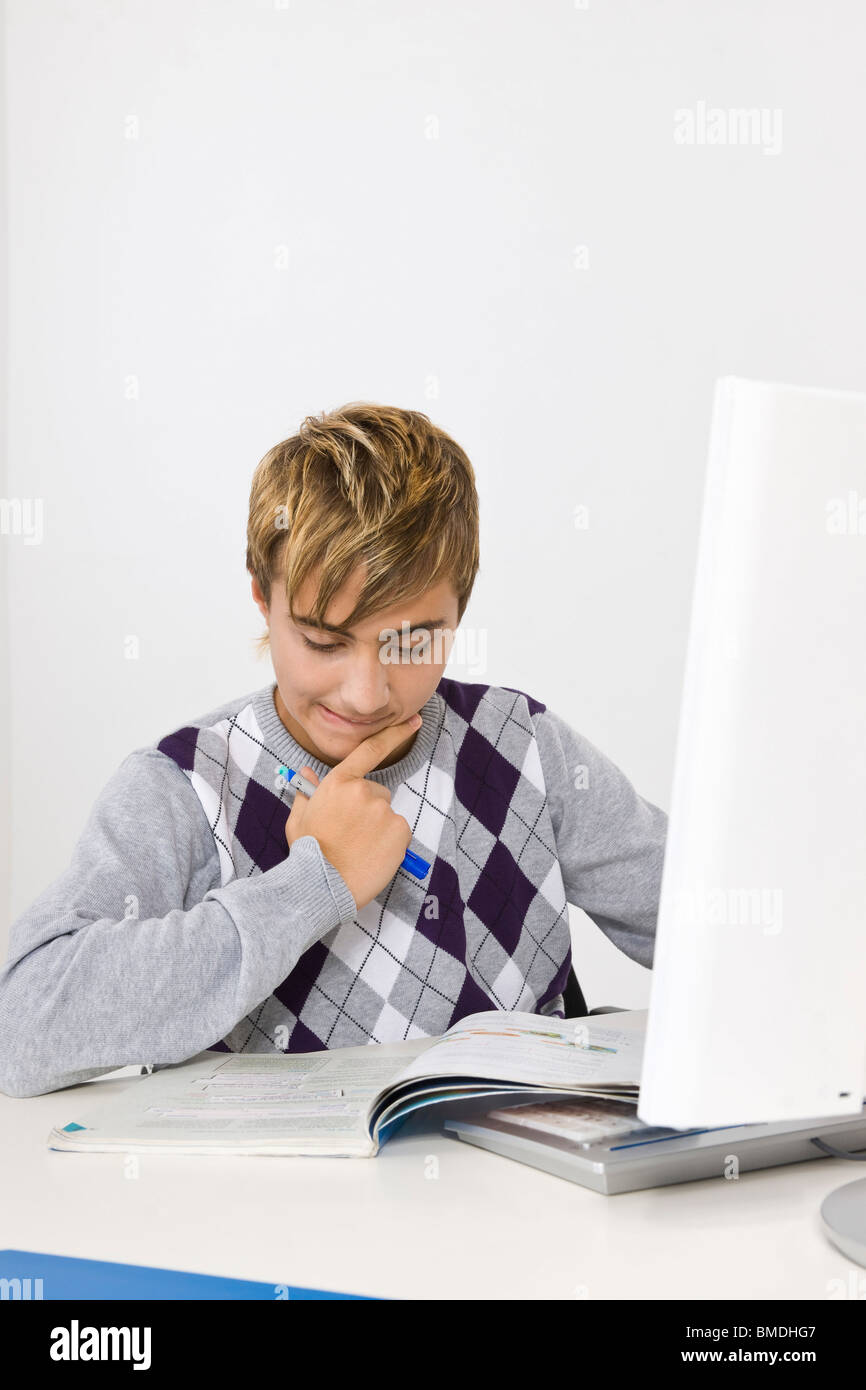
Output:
[276, 765, 431, 880]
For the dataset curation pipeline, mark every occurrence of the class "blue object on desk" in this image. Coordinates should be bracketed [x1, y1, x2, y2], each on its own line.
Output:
[0, 1250, 376, 1300]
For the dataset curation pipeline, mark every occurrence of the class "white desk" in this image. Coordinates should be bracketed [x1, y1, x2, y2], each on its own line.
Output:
[0, 1063, 861, 1300]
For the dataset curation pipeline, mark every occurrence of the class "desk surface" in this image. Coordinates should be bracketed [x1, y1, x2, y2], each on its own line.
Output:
[0, 1063, 861, 1301]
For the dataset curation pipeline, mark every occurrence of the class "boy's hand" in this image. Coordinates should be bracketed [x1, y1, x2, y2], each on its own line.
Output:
[284, 714, 422, 911]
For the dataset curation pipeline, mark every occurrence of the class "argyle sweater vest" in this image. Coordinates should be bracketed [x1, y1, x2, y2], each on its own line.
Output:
[156, 678, 573, 1053]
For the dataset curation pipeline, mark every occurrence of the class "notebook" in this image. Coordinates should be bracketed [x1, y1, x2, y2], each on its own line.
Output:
[0, 1250, 372, 1300]
[47, 1010, 646, 1158]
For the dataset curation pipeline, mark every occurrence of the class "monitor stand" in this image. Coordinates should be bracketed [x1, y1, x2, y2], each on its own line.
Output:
[821, 1177, 866, 1269]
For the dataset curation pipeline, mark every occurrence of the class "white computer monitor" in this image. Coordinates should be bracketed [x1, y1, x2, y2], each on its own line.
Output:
[638, 376, 866, 1130]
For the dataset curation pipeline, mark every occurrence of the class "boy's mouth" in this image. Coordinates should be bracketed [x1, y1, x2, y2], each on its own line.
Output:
[317, 703, 389, 729]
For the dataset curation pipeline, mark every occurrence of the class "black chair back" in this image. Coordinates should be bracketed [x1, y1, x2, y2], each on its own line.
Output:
[562, 964, 588, 1019]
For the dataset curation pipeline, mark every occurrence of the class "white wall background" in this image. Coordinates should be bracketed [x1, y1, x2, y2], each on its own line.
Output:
[3, 0, 865, 1010]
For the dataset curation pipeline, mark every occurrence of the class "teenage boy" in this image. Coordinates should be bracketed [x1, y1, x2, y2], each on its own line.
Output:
[0, 403, 667, 1097]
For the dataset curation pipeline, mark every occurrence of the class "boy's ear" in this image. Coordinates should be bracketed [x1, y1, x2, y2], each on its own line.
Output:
[249, 573, 269, 621]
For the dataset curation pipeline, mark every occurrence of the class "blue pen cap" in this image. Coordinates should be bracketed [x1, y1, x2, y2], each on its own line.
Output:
[402, 848, 430, 877]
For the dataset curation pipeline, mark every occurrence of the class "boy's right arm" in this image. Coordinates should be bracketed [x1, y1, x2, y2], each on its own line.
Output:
[0, 748, 358, 1098]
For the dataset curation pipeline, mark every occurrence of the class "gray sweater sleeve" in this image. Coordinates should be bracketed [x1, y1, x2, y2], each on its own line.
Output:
[534, 707, 668, 969]
[0, 748, 358, 1098]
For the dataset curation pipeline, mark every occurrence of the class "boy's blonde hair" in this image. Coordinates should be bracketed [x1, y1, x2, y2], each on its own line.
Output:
[246, 402, 481, 658]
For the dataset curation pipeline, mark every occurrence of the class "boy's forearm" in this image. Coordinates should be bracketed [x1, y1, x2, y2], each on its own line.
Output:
[0, 835, 356, 1098]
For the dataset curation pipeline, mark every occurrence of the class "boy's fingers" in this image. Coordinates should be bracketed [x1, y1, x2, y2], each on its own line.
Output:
[330, 715, 422, 782]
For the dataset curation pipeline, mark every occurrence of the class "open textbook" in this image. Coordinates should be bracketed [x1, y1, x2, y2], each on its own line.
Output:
[47, 1009, 646, 1159]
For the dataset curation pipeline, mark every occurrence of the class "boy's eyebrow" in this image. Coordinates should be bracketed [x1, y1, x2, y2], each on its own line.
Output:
[293, 614, 450, 638]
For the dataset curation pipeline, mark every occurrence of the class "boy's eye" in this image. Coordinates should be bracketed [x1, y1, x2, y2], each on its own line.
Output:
[301, 635, 341, 654]
[300, 633, 428, 656]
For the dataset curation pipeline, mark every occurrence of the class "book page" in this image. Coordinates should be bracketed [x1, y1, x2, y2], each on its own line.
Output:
[48, 1041, 430, 1157]
[390, 1010, 646, 1091]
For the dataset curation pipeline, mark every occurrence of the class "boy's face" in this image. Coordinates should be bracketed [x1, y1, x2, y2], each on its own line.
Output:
[251, 563, 460, 769]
